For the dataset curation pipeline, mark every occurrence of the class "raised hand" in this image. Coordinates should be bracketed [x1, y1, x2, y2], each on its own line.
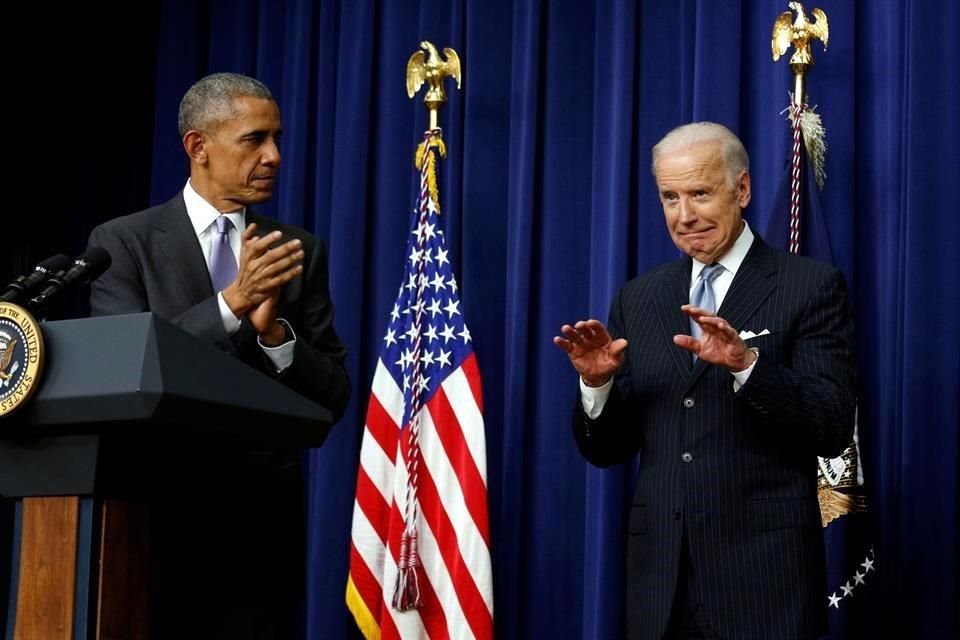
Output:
[223, 223, 304, 317]
[674, 304, 756, 371]
[553, 319, 628, 387]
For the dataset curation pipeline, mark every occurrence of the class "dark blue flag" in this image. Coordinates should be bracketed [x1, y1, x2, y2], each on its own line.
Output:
[762, 119, 874, 639]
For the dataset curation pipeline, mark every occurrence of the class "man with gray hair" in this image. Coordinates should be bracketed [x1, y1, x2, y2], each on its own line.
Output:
[87, 72, 350, 637]
[554, 122, 856, 639]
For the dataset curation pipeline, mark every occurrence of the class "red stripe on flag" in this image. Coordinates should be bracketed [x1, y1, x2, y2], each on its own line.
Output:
[380, 604, 400, 640]
[365, 392, 400, 460]
[355, 466, 391, 544]
[403, 562, 450, 640]
[426, 386, 491, 545]
[459, 353, 484, 412]
[401, 437, 494, 639]
[384, 498, 451, 640]
[349, 542, 384, 631]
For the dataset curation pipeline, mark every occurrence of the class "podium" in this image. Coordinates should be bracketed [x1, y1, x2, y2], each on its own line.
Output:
[0, 313, 333, 639]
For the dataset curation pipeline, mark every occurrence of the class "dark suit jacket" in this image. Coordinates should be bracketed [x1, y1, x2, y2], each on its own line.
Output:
[87, 193, 351, 638]
[88, 192, 350, 421]
[573, 237, 856, 640]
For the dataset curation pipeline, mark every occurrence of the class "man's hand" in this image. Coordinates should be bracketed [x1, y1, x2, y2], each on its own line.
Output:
[553, 319, 628, 387]
[249, 289, 287, 345]
[222, 223, 304, 317]
[674, 304, 756, 371]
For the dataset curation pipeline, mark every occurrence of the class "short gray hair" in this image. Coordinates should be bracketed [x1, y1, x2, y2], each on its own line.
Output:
[177, 72, 274, 137]
[651, 122, 749, 186]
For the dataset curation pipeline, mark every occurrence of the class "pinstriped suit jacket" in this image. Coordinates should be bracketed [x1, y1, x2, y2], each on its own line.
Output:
[574, 236, 856, 640]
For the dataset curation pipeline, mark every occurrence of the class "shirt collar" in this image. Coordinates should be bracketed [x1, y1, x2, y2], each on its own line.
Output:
[182, 179, 246, 236]
[690, 219, 755, 282]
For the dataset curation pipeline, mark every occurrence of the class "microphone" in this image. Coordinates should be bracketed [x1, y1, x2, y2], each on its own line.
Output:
[28, 247, 112, 313]
[1, 254, 72, 304]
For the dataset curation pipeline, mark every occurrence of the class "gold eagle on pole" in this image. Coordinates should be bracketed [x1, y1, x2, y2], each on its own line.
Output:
[772, 2, 829, 66]
[406, 41, 462, 131]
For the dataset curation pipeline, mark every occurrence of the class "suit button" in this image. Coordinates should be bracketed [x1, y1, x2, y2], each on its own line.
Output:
[683, 397, 695, 408]
[681, 452, 693, 463]
[672, 510, 681, 520]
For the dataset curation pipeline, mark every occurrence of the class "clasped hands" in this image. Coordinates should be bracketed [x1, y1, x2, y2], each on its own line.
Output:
[552, 305, 757, 386]
[222, 224, 304, 346]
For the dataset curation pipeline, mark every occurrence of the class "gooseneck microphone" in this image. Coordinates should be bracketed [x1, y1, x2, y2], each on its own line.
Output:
[1, 254, 72, 304]
[27, 247, 112, 314]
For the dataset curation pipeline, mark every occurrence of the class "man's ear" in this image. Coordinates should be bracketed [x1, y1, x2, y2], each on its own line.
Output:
[736, 170, 752, 209]
[182, 130, 208, 165]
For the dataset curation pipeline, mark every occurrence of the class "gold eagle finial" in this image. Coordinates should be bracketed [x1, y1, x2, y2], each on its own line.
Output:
[406, 41, 461, 130]
[772, 2, 829, 66]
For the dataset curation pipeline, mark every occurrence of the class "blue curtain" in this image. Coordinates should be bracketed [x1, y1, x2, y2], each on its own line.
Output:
[106, 0, 960, 637]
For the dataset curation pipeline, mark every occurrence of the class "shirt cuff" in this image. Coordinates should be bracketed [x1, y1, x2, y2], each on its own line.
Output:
[732, 350, 758, 392]
[258, 318, 296, 373]
[217, 292, 242, 335]
[580, 377, 613, 420]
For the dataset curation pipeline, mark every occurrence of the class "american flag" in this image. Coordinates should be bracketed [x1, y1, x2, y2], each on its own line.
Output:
[347, 131, 493, 640]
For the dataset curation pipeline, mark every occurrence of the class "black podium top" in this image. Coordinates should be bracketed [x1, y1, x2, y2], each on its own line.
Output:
[1, 313, 338, 497]
[3, 312, 333, 447]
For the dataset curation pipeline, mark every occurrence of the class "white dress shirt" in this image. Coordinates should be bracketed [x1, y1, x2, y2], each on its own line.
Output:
[182, 180, 295, 372]
[580, 220, 759, 419]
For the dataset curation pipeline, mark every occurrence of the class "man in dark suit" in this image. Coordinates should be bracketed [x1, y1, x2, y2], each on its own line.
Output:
[88, 72, 350, 638]
[554, 122, 856, 640]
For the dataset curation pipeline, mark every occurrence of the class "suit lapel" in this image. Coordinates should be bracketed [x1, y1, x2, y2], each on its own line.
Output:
[153, 195, 214, 306]
[716, 237, 778, 336]
[653, 257, 694, 382]
[687, 236, 778, 388]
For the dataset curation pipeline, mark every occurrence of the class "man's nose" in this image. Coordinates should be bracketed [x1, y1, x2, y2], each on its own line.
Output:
[677, 198, 696, 223]
[262, 141, 281, 166]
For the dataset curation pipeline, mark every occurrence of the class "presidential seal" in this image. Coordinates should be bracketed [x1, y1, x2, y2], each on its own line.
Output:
[0, 302, 44, 417]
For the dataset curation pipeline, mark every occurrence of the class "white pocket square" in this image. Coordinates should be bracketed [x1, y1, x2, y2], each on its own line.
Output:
[738, 329, 770, 340]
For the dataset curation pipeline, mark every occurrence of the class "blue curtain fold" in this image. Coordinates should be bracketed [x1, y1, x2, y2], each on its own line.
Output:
[109, 0, 960, 638]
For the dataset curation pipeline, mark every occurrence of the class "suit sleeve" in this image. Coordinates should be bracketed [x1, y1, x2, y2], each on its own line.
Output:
[87, 223, 234, 351]
[276, 237, 351, 423]
[87, 223, 148, 314]
[736, 267, 857, 457]
[572, 288, 645, 467]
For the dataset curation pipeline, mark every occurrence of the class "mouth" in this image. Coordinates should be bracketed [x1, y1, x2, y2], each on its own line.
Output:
[679, 227, 715, 239]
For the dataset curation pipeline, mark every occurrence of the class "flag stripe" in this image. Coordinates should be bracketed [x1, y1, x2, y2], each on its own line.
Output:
[425, 386, 491, 545]
[359, 424, 397, 507]
[383, 498, 452, 640]
[439, 356, 488, 484]
[405, 417, 494, 635]
[355, 465, 391, 545]
[458, 353, 485, 413]
[349, 506, 387, 635]
[369, 361, 404, 445]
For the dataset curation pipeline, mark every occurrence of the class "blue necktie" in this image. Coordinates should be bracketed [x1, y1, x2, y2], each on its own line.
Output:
[689, 263, 724, 355]
[209, 215, 238, 292]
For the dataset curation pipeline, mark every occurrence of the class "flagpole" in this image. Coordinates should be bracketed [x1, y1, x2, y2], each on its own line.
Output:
[393, 40, 463, 612]
[771, 2, 829, 253]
